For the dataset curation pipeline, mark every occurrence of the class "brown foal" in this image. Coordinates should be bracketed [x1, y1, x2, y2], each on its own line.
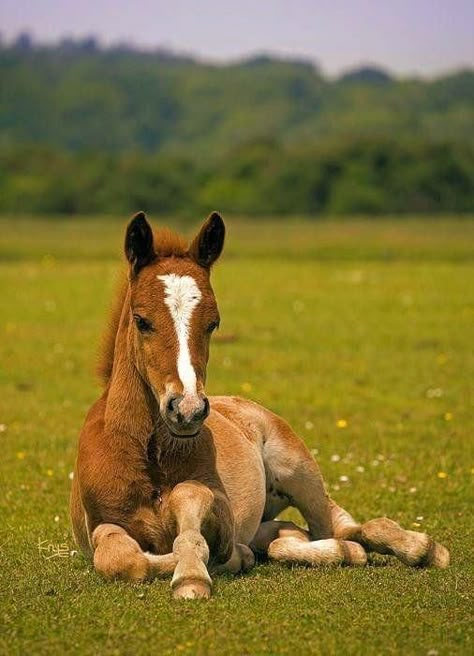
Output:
[70, 211, 449, 599]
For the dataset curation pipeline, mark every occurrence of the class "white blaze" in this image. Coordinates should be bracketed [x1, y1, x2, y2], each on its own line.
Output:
[158, 274, 202, 396]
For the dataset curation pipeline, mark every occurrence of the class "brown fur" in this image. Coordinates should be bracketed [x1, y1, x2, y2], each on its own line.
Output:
[96, 271, 128, 385]
[71, 213, 450, 601]
[152, 227, 188, 258]
[97, 227, 189, 386]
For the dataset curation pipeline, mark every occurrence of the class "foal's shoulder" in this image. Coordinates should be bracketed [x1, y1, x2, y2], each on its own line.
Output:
[208, 395, 271, 440]
[209, 395, 264, 415]
[210, 395, 278, 416]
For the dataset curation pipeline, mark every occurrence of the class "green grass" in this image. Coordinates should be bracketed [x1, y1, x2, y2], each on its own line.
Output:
[1, 216, 473, 655]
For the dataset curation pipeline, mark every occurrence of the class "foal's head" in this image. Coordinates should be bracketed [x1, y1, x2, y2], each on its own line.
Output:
[124, 211, 225, 438]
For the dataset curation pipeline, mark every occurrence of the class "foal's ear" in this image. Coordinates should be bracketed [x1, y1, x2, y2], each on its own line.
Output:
[188, 212, 225, 268]
[124, 212, 155, 275]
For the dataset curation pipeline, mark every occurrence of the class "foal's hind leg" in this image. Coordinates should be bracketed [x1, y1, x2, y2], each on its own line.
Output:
[92, 524, 177, 581]
[262, 412, 334, 539]
[261, 410, 448, 568]
[259, 410, 367, 566]
[251, 520, 367, 567]
[330, 502, 450, 568]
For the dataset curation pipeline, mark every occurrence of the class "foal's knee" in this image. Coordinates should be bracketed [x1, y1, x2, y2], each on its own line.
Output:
[92, 524, 149, 581]
[168, 481, 215, 519]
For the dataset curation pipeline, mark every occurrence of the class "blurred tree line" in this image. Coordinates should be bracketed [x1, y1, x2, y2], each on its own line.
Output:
[1, 139, 471, 215]
[0, 38, 473, 215]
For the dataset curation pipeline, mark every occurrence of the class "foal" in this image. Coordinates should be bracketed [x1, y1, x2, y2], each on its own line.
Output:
[70, 212, 449, 599]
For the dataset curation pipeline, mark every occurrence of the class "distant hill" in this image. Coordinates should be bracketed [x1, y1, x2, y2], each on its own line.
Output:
[0, 40, 473, 154]
[0, 39, 472, 216]
[339, 66, 393, 84]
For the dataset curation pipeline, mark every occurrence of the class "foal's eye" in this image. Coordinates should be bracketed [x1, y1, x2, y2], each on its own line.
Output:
[207, 319, 220, 334]
[133, 314, 153, 333]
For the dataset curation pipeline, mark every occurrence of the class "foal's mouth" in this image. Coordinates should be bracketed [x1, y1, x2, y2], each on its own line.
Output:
[168, 429, 200, 439]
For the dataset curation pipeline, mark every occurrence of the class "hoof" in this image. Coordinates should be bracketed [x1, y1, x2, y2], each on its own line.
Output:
[421, 542, 450, 569]
[342, 541, 368, 566]
[237, 544, 256, 572]
[172, 579, 211, 600]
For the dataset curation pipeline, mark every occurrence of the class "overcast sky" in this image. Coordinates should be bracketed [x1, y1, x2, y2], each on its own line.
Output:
[1, 0, 473, 76]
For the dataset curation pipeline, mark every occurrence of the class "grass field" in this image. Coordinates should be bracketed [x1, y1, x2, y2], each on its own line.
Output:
[1, 216, 473, 655]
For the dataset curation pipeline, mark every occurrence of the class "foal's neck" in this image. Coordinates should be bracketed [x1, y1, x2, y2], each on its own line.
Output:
[104, 291, 159, 447]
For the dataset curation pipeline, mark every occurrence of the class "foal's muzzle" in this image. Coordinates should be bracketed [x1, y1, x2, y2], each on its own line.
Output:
[163, 393, 210, 437]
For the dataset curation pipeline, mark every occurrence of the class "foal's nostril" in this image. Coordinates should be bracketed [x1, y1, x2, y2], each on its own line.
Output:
[193, 396, 210, 422]
[201, 397, 210, 420]
[166, 394, 182, 416]
[165, 393, 209, 431]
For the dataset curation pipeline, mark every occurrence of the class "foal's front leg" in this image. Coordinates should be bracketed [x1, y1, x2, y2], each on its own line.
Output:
[166, 481, 234, 600]
[92, 523, 177, 581]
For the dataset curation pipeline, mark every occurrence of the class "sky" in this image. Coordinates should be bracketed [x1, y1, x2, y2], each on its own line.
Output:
[1, 0, 473, 76]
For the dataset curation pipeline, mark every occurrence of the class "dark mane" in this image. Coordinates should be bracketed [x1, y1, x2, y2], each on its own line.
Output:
[97, 227, 189, 386]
